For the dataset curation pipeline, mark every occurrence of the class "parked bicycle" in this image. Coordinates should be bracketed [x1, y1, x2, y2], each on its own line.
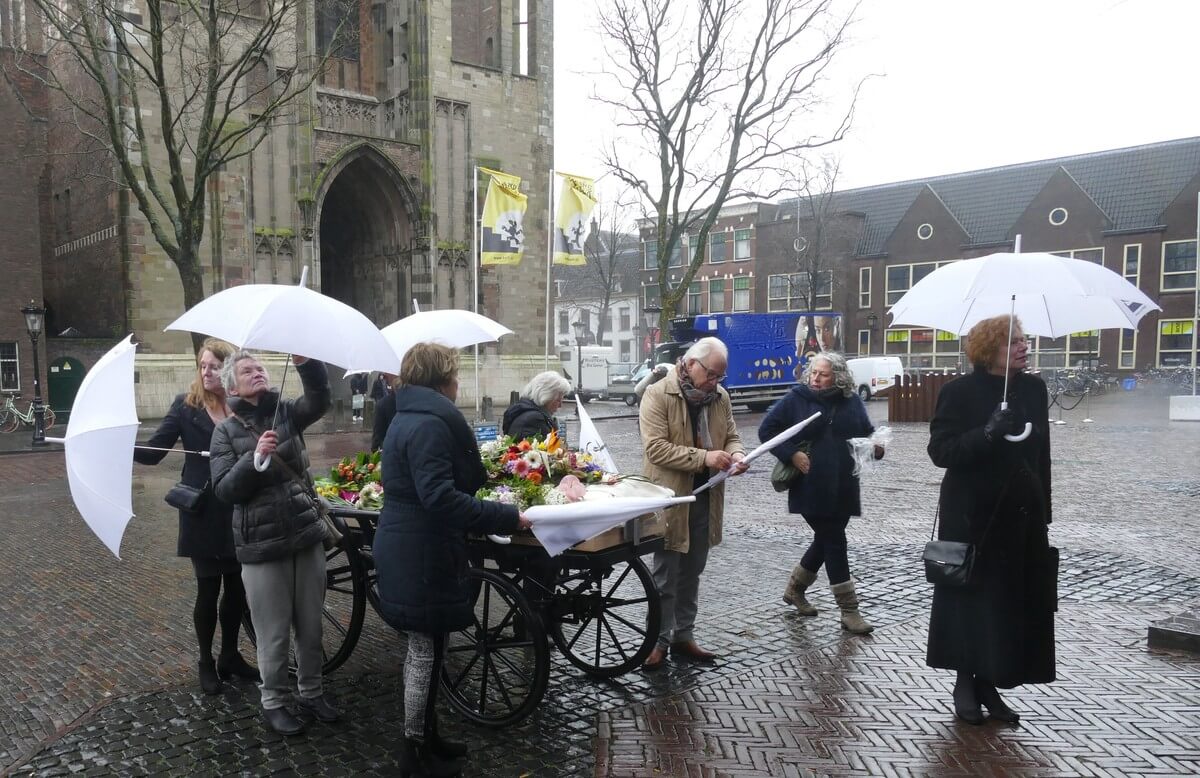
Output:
[0, 393, 56, 433]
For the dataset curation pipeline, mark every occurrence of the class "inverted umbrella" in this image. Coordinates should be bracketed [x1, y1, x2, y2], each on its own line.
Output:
[381, 309, 513, 364]
[46, 336, 140, 558]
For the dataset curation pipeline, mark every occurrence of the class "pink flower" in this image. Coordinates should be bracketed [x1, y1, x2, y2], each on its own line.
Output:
[556, 474, 587, 502]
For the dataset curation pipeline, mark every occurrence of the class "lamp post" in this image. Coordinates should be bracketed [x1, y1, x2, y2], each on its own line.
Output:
[20, 301, 47, 446]
[866, 313, 878, 357]
[571, 319, 585, 400]
[644, 305, 662, 362]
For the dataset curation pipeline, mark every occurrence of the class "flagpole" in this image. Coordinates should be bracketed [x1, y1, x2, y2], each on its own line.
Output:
[544, 169, 556, 371]
[474, 165, 481, 419]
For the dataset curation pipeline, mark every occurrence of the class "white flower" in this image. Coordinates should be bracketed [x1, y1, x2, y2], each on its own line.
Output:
[543, 489, 570, 505]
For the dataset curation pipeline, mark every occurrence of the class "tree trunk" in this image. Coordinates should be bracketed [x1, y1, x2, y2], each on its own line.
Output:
[174, 242, 208, 355]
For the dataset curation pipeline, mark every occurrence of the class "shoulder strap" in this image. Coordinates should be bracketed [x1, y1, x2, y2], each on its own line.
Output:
[930, 465, 1017, 547]
[230, 413, 313, 492]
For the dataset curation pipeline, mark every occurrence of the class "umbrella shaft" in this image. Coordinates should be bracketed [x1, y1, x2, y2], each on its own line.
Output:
[135, 445, 210, 457]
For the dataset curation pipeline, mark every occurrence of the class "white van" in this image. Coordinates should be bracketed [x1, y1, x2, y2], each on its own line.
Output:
[847, 357, 904, 401]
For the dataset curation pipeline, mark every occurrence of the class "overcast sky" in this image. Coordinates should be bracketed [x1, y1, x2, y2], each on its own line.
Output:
[553, 0, 1200, 195]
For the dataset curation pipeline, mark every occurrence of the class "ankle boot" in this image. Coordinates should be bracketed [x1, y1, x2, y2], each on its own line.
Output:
[782, 565, 819, 616]
[428, 713, 468, 759]
[198, 659, 223, 695]
[953, 672, 984, 724]
[830, 580, 873, 634]
[399, 737, 461, 777]
[217, 652, 261, 683]
[975, 678, 1020, 724]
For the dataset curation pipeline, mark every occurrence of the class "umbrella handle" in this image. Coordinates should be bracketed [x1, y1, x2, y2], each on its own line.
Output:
[487, 534, 512, 544]
[1004, 423, 1033, 442]
[45, 436, 65, 444]
[254, 452, 272, 472]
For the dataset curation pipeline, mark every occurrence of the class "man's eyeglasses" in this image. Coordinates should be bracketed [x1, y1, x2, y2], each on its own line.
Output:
[695, 359, 726, 382]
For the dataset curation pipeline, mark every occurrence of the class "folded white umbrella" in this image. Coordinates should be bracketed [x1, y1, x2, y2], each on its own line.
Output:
[45, 336, 140, 558]
[381, 309, 513, 364]
[526, 494, 695, 557]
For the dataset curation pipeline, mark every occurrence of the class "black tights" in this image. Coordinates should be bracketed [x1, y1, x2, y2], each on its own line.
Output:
[799, 513, 851, 585]
[194, 573, 247, 662]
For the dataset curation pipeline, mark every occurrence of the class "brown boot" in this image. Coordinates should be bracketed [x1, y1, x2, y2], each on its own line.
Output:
[782, 565, 819, 616]
[830, 580, 874, 634]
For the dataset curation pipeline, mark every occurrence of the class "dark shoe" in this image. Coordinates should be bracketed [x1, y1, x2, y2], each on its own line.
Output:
[428, 714, 469, 759]
[399, 737, 462, 777]
[670, 640, 718, 663]
[976, 679, 1020, 724]
[198, 660, 223, 695]
[216, 652, 261, 683]
[297, 694, 340, 723]
[642, 646, 668, 671]
[953, 672, 984, 725]
[263, 707, 306, 736]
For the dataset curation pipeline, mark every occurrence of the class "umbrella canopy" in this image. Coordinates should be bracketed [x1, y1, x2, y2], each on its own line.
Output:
[45, 336, 140, 558]
[888, 252, 1160, 337]
[165, 274, 399, 374]
[381, 310, 513, 364]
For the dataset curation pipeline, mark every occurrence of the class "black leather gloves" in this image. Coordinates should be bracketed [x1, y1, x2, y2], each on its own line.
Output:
[983, 407, 1015, 442]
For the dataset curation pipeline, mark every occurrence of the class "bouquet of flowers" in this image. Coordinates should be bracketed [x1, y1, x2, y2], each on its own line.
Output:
[314, 450, 383, 510]
[475, 430, 619, 511]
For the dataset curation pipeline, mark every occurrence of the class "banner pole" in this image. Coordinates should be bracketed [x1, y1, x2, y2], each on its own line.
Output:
[474, 166, 481, 418]
[545, 169, 556, 371]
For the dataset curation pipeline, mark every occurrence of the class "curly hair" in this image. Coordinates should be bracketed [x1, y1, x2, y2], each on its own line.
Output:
[185, 337, 236, 410]
[965, 315, 1022, 368]
[800, 351, 856, 398]
[400, 342, 459, 389]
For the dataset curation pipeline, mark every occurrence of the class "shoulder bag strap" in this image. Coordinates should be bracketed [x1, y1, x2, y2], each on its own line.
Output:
[930, 465, 1017, 546]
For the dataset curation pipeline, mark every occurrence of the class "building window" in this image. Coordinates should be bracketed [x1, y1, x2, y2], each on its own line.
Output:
[857, 330, 870, 357]
[768, 272, 832, 311]
[709, 278, 725, 312]
[0, 343, 18, 391]
[1162, 240, 1197, 291]
[709, 232, 727, 263]
[1119, 328, 1137, 369]
[513, 0, 532, 76]
[317, 0, 361, 59]
[578, 309, 591, 332]
[884, 328, 959, 369]
[644, 284, 660, 308]
[603, 311, 613, 335]
[1158, 320, 1195, 367]
[1123, 244, 1141, 286]
[687, 282, 703, 314]
[558, 310, 569, 333]
[1048, 207, 1068, 226]
[619, 340, 632, 362]
[1067, 330, 1101, 368]
[668, 240, 683, 268]
[885, 261, 942, 306]
[644, 241, 658, 270]
[1052, 247, 1104, 265]
[733, 277, 751, 311]
[734, 229, 752, 261]
[917, 223, 933, 240]
[619, 308, 631, 331]
[858, 266, 871, 309]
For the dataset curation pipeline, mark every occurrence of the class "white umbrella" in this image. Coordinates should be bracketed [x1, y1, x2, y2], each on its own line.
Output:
[165, 268, 400, 375]
[45, 336, 140, 558]
[381, 309, 513, 364]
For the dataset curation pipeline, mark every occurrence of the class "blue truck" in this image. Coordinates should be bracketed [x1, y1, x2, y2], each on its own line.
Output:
[654, 311, 844, 410]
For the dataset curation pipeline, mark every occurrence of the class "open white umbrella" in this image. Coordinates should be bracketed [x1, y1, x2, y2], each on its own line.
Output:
[46, 336, 140, 558]
[165, 268, 399, 375]
[381, 309, 513, 364]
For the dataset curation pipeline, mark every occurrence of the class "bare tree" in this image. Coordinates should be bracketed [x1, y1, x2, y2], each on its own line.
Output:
[579, 200, 640, 347]
[596, 0, 863, 331]
[790, 155, 846, 311]
[4, 0, 354, 350]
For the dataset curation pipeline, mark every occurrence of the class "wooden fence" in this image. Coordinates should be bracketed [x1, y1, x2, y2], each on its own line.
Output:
[886, 372, 961, 423]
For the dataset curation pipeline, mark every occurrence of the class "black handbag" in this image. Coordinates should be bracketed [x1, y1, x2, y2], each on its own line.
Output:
[923, 472, 1013, 587]
[165, 481, 207, 513]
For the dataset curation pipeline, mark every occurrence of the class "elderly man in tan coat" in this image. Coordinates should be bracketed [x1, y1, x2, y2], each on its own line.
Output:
[640, 337, 747, 670]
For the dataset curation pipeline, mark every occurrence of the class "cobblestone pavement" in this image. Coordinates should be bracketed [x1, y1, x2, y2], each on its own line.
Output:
[1, 390, 1198, 776]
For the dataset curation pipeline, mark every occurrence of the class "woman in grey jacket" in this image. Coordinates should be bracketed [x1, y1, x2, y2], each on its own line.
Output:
[209, 351, 333, 736]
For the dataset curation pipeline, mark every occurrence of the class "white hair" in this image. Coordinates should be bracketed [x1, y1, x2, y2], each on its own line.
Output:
[683, 336, 728, 363]
[220, 349, 260, 395]
[801, 351, 855, 397]
[522, 371, 572, 408]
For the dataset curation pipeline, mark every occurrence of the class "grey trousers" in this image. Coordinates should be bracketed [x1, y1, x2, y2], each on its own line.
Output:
[240, 542, 326, 710]
[651, 502, 711, 649]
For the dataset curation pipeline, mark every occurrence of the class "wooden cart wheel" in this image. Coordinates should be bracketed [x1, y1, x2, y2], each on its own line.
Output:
[441, 567, 549, 728]
[549, 556, 661, 678]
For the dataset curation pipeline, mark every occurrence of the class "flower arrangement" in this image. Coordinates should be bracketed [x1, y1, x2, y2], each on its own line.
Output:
[314, 450, 383, 510]
[476, 430, 617, 510]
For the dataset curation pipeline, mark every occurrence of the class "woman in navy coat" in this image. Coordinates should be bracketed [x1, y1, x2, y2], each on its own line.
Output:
[759, 351, 880, 634]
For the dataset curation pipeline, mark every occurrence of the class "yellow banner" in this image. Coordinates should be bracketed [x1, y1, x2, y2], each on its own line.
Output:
[552, 172, 597, 266]
[480, 167, 527, 266]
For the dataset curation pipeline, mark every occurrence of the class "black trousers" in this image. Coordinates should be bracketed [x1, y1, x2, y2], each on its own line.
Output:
[799, 513, 851, 584]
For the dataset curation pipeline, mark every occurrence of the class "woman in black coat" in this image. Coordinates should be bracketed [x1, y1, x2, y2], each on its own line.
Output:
[927, 315, 1055, 725]
[133, 338, 258, 695]
[759, 352, 880, 635]
[501, 370, 570, 441]
[374, 343, 530, 777]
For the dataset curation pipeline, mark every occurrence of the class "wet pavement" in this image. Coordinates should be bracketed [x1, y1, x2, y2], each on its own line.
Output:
[1, 389, 1198, 776]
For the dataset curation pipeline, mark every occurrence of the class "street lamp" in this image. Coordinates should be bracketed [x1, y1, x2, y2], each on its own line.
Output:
[571, 319, 585, 399]
[20, 301, 47, 446]
[643, 305, 662, 362]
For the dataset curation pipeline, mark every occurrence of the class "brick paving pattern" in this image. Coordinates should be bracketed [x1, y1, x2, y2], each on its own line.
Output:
[0, 391, 1197, 776]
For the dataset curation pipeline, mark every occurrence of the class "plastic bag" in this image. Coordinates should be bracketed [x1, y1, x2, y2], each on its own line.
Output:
[848, 425, 893, 476]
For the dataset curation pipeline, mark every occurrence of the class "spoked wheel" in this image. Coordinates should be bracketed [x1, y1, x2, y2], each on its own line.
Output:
[0, 411, 18, 434]
[42, 408, 56, 430]
[441, 567, 549, 728]
[242, 540, 367, 675]
[549, 557, 660, 678]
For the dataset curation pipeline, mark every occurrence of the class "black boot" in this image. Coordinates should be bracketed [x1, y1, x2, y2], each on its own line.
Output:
[216, 652, 261, 683]
[952, 671, 983, 725]
[398, 737, 461, 778]
[198, 659, 223, 695]
[428, 713, 468, 759]
[975, 678, 1020, 724]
